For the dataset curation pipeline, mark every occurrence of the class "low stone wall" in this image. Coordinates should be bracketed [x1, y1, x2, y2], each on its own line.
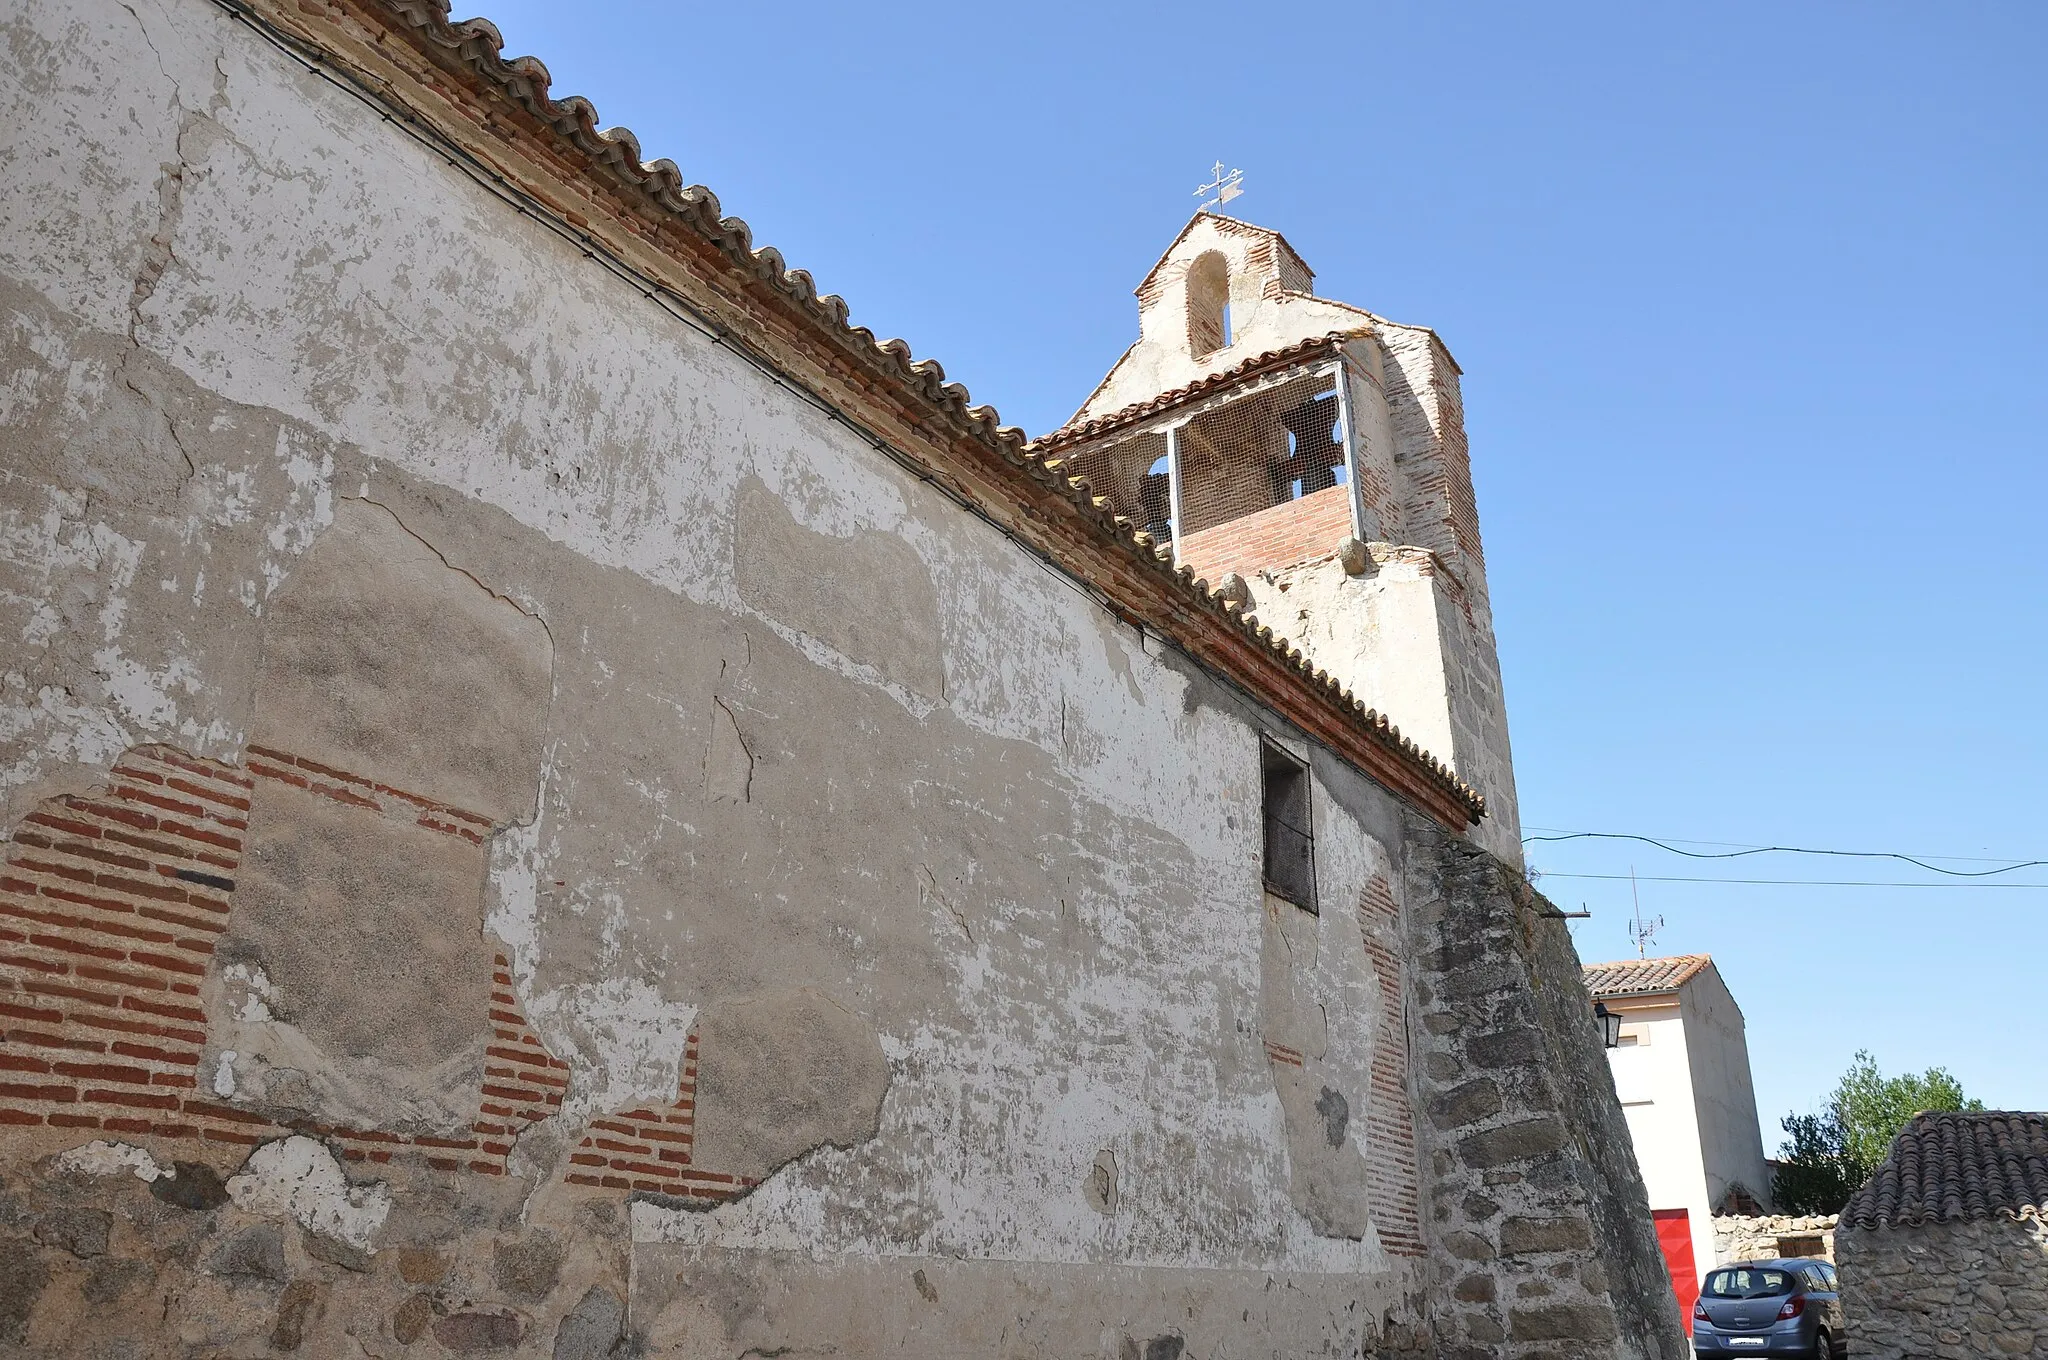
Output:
[1839, 1215, 2048, 1359]
[1407, 825, 1691, 1360]
[1713, 1214, 1838, 1265]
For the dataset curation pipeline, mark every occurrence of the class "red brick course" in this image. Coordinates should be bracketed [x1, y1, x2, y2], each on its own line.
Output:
[561, 1030, 755, 1203]
[0, 745, 568, 1174]
[1360, 874, 1425, 1256]
[1178, 484, 1353, 585]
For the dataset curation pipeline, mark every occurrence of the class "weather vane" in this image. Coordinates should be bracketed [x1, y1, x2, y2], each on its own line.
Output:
[1194, 160, 1244, 213]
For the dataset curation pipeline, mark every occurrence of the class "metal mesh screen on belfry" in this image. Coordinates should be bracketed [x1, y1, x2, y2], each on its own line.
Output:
[1050, 359, 1350, 556]
[1056, 430, 1171, 543]
[1175, 369, 1343, 539]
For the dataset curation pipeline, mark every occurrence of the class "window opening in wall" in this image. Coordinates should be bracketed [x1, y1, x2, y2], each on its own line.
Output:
[1187, 251, 1231, 358]
[1262, 741, 1316, 911]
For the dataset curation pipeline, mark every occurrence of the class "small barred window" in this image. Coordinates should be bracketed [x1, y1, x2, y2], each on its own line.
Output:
[1262, 741, 1315, 911]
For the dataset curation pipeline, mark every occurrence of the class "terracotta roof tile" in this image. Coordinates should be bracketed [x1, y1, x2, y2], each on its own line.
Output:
[1842, 1111, 2048, 1228]
[1581, 954, 1714, 999]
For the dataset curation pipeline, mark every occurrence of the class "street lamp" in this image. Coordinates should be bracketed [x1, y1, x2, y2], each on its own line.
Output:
[1595, 1001, 1623, 1049]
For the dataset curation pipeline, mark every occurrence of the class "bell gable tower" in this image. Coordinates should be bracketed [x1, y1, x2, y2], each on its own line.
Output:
[1041, 213, 1523, 863]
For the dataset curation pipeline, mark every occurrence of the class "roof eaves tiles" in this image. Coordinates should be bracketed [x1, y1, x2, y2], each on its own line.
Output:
[1031, 333, 1364, 452]
[1580, 955, 1714, 999]
[1842, 1112, 2048, 1229]
[269, 0, 1484, 828]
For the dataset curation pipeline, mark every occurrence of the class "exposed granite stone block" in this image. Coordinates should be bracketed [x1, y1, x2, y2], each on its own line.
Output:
[1501, 1215, 1595, 1255]
[32, 1208, 109, 1259]
[206, 1225, 288, 1282]
[1457, 1116, 1567, 1169]
[1429, 1078, 1504, 1131]
[1466, 1027, 1543, 1069]
[1510, 1301, 1621, 1342]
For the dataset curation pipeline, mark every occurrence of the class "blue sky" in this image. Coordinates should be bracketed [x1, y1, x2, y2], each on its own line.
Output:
[473, 2, 2048, 1134]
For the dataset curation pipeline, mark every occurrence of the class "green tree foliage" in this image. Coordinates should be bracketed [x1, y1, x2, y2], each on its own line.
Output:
[1772, 1109, 1856, 1217]
[1772, 1050, 1985, 1215]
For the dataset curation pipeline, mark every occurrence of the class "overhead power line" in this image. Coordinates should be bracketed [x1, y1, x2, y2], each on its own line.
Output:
[1535, 872, 2048, 890]
[1523, 831, 2048, 880]
[1521, 826, 2032, 866]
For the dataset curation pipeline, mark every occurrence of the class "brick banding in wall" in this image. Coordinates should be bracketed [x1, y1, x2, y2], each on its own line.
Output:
[244, 743, 495, 844]
[1359, 874, 1425, 1256]
[0, 745, 569, 1174]
[563, 1029, 758, 1203]
[1261, 1039, 1305, 1068]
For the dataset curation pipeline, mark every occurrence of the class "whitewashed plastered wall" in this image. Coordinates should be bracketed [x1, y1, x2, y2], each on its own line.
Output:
[0, 0, 1427, 1317]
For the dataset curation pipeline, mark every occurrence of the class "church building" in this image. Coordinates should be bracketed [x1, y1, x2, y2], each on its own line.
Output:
[0, 1, 1682, 1355]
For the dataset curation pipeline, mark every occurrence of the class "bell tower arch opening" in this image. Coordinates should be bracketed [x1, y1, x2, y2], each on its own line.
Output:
[1187, 250, 1232, 358]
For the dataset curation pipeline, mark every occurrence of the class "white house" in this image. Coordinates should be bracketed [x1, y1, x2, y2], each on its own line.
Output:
[1585, 955, 1774, 1311]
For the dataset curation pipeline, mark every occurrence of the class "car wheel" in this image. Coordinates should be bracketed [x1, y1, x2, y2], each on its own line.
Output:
[1811, 1326, 1831, 1359]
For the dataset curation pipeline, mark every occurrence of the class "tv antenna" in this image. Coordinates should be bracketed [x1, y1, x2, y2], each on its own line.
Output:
[1195, 160, 1245, 213]
[1628, 867, 1663, 959]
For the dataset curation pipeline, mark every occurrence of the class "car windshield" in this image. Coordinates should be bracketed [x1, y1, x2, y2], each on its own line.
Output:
[1702, 1268, 1795, 1299]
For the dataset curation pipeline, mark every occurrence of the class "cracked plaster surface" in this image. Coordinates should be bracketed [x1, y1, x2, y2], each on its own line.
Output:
[0, 0, 1416, 1274]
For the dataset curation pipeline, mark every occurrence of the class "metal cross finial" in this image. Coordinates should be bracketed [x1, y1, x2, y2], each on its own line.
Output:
[1194, 160, 1244, 213]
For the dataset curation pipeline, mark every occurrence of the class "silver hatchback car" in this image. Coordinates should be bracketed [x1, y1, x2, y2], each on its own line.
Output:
[1690, 1259, 1844, 1358]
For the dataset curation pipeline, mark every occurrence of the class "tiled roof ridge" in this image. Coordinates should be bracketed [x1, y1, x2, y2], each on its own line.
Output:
[1031, 332, 1366, 451]
[1841, 1110, 2048, 1229]
[1589, 952, 1712, 966]
[378, 4, 1021, 450]
[311, 1, 1485, 824]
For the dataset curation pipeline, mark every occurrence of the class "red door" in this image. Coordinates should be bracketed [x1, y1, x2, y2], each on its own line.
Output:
[1653, 1208, 1700, 1335]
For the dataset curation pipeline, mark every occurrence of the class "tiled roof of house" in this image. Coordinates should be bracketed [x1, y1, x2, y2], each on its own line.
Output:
[260, 0, 1484, 829]
[1581, 954, 1714, 999]
[1842, 1111, 2048, 1228]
